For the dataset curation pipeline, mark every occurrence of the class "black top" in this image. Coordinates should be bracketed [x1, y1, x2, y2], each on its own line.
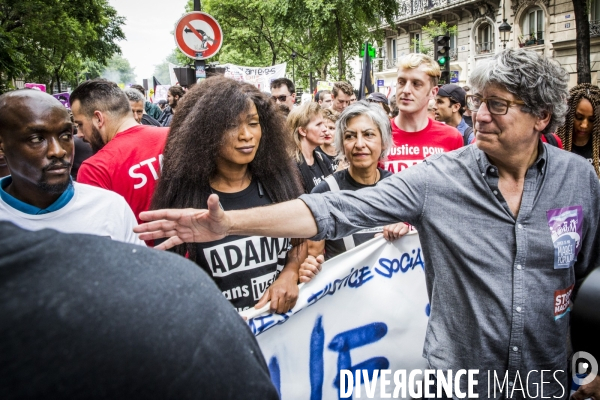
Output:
[571, 138, 593, 165]
[71, 136, 94, 181]
[297, 150, 333, 193]
[311, 167, 392, 260]
[193, 180, 291, 312]
[141, 113, 162, 127]
[158, 106, 174, 127]
[315, 146, 340, 172]
[0, 222, 278, 400]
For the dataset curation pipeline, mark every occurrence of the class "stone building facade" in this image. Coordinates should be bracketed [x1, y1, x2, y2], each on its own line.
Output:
[373, 0, 600, 94]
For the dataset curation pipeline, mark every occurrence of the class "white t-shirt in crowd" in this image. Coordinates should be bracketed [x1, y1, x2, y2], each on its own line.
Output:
[0, 181, 145, 246]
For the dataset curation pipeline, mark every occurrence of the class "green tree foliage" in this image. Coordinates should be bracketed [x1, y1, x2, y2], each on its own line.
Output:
[181, 0, 397, 90]
[411, 21, 458, 56]
[0, 0, 125, 93]
[101, 54, 136, 85]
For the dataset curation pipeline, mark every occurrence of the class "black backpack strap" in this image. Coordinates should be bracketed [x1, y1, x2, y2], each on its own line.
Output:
[544, 132, 558, 147]
[463, 127, 473, 146]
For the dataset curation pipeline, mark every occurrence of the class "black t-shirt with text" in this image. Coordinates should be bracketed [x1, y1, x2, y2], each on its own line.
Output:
[297, 150, 333, 193]
[315, 146, 340, 173]
[311, 167, 392, 260]
[572, 139, 593, 164]
[194, 180, 291, 312]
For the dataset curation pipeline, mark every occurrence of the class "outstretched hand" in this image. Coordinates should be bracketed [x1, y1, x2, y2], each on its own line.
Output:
[133, 194, 231, 250]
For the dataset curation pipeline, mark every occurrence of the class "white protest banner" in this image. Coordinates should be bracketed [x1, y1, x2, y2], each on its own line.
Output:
[222, 63, 287, 92]
[168, 63, 180, 85]
[242, 233, 429, 399]
[154, 85, 171, 103]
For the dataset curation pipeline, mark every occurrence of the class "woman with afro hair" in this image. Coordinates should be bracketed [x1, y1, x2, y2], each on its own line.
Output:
[556, 83, 600, 178]
[150, 76, 306, 313]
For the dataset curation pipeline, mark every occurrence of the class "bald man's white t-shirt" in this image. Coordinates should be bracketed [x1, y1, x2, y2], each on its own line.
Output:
[0, 181, 145, 246]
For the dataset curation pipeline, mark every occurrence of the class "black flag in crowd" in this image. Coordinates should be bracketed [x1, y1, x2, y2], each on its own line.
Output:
[153, 76, 161, 93]
[359, 42, 374, 100]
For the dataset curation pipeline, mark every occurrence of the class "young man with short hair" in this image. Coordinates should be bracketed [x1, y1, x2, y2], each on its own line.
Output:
[71, 79, 168, 226]
[386, 53, 463, 173]
[435, 84, 473, 145]
[0, 90, 143, 245]
[331, 81, 354, 113]
[318, 90, 332, 109]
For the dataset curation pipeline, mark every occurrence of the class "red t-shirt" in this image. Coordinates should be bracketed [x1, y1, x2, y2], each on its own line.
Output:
[384, 117, 464, 173]
[541, 133, 564, 149]
[78, 125, 169, 224]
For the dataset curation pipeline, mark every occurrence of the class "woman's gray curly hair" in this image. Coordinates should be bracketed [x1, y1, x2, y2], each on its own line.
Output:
[469, 48, 569, 134]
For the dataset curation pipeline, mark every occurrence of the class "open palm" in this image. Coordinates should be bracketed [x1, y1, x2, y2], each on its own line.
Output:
[134, 195, 230, 250]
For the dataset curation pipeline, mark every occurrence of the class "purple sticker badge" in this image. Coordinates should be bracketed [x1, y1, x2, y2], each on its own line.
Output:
[546, 205, 583, 269]
[52, 92, 71, 109]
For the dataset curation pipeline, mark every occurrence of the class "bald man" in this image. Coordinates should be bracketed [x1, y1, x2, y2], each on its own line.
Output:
[0, 89, 144, 245]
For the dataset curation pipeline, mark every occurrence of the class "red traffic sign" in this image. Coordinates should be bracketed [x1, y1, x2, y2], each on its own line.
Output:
[174, 12, 223, 60]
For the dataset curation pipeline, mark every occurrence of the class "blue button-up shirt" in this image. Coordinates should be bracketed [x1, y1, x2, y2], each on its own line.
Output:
[300, 143, 600, 398]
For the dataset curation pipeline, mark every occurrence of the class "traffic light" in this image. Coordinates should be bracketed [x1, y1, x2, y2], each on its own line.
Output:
[434, 35, 451, 84]
[359, 43, 376, 58]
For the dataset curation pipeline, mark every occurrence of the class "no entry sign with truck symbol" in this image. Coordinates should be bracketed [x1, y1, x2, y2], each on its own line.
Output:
[174, 12, 223, 60]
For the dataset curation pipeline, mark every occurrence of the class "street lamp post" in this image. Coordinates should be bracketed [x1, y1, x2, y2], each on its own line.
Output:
[291, 51, 297, 85]
[498, 19, 512, 49]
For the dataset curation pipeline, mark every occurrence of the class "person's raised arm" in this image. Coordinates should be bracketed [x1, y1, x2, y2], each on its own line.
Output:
[134, 194, 318, 250]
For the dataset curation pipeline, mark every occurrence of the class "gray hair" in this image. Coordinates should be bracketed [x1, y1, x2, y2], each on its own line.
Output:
[469, 48, 569, 134]
[123, 88, 145, 104]
[334, 100, 392, 162]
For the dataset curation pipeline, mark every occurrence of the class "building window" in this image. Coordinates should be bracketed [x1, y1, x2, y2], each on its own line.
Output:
[522, 7, 545, 42]
[449, 30, 458, 60]
[591, 0, 600, 37]
[411, 32, 421, 53]
[591, 0, 600, 21]
[390, 39, 397, 60]
[476, 23, 494, 54]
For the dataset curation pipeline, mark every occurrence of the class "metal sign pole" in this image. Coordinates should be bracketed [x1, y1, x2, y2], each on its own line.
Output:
[194, 0, 205, 83]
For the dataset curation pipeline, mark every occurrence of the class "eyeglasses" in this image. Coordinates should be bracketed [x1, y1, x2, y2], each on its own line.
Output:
[465, 95, 525, 115]
[272, 95, 289, 102]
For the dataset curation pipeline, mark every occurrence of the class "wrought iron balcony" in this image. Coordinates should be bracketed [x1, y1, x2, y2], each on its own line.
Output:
[395, 0, 466, 21]
[375, 57, 398, 72]
[591, 20, 600, 38]
[475, 41, 494, 55]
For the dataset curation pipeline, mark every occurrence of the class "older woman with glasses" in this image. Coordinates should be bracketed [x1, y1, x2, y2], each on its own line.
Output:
[299, 101, 408, 281]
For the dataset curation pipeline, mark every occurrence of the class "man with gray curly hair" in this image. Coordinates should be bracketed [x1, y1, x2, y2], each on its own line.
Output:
[123, 88, 161, 127]
[135, 49, 600, 398]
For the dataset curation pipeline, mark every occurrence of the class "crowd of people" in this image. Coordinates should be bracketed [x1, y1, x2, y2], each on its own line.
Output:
[1, 48, 600, 398]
